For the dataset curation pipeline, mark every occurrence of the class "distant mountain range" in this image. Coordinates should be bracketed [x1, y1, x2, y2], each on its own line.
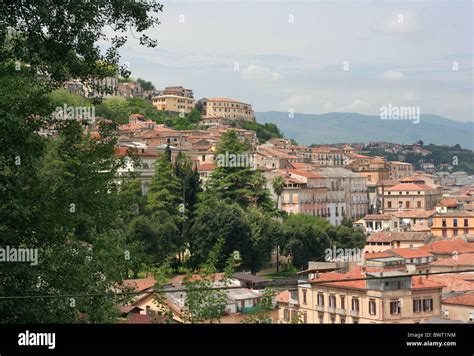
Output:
[256, 112, 474, 150]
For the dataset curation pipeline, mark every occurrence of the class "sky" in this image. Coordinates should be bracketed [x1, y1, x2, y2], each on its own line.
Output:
[102, 0, 473, 122]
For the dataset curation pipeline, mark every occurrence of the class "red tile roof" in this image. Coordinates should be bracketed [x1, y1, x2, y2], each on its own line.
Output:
[429, 274, 474, 292]
[443, 292, 474, 307]
[288, 169, 325, 179]
[388, 248, 433, 259]
[364, 251, 393, 259]
[123, 277, 156, 293]
[276, 290, 290, 303]
[367, 231, 430, 243]
[387, 183, 436, 191]
[420, 240, 474, 255]
[411, 276, 445, 290]
[430, 254, 474, 267]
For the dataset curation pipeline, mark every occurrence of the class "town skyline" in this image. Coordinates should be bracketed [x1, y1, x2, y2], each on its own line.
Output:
[103, 0, 473, 123]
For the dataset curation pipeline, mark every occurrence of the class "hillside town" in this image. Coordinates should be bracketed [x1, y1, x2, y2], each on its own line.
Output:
[76, 81, 474, 325]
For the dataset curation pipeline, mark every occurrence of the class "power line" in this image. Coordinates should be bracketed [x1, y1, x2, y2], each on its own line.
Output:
[0, 268, 473, 300]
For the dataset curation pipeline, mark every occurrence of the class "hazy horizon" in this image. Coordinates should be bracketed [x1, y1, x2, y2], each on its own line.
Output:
[101, 0, 473, 123]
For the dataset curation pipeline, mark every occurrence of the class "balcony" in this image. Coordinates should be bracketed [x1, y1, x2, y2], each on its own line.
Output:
[349, 310, 359, 317]
[336, 308, 347, 316]
[328, 307, 336, 314]
[315, 305, 325, 312]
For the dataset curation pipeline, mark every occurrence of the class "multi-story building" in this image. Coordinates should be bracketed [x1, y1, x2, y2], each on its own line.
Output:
[162, 86, 193, 98]
[310, 146, 346, 166]
[350, 156, 391, 184]
[382, 176, 442, 213]
[201, 97, 255, 122]
[278, 267, 444, 323]
[318, 167, 369, 223]
[389, 161, 415, 180]
[364, 232, 431, 254]
[152, 95, 195, 114]
[431, 211, 474, 239]
[441, 292, 474, 323]
[275, 169, 328, 218]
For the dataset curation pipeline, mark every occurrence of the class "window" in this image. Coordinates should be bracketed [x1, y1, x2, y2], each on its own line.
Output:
[413, 299, 422, 313]
[340, 295, 345, 309]
[442, 219, 447, 227]
[369, 299, 376, 315]
[318, 313, 324, 324]
[453, 229, 458, 236]
[283, 308, 290, 321]
[317, 293, 324, 306]
[303, 312, 307, 324]
[417, 201, 421, 208]
[464, 219, 469, 227]
[351, 298, 359, 312]
[390, 301, 400, 315]
[388, 202, 392, 208]
[329, 294, 336, 308]
[442, 229, 447, 238]
[453, 219, 458, 227]
[423, 298, 433, 312]
[302, 289, 307, 305]
[406, 201, 410, 208]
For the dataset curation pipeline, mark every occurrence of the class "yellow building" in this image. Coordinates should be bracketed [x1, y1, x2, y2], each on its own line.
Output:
[152, 95, 195, 114]
[203, 97, 255, 122]
[277, 268, 444, 324]
[431, 211, 474, 239]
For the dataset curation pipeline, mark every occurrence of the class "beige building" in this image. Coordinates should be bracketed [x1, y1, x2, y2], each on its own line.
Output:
[152, 95, 195, 114]
[388, 161, 415, 181]
[442, 292, 474, 323]
[382, 176, 442, 213]
[202, 97, 255, 122]
[278, 268, 444, 324]
[364, 232, 431, 254]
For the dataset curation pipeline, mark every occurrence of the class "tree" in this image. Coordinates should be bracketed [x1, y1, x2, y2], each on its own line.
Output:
[147, 152, 181, 215]
[282, 214, 331, 270]
[205, 130, 272, 210]
[0, 0, 163, 322]
[182, 238, 230, 323]
[190, 201, 251, 270]
[137, 78, 155, 91]
[243, 207, 282, 274]
[272, 175, 285, 210]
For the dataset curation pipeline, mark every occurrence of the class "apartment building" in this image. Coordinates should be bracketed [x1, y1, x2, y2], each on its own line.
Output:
[163, 86, 193, 98]
[152, 95, 195, 114]
[310, 146, 346, 166]
[202, 97, 255, 122]
[276, 169, 328, 218]
[389, 161, 415, 180]
[382, 176, 442, 213]
[281, 268, 444, 324]
[318, 167, 369, 223]
[364, 232, 431, 254]
[441, 292, 474, 323]
[355, 214, 399, 234]
[431, 211, 474, 239]
[350, 156, 391, 184]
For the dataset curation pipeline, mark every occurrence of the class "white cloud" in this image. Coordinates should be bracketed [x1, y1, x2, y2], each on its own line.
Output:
[379, 70, 406, 81]
[241, 65, 282, 82]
